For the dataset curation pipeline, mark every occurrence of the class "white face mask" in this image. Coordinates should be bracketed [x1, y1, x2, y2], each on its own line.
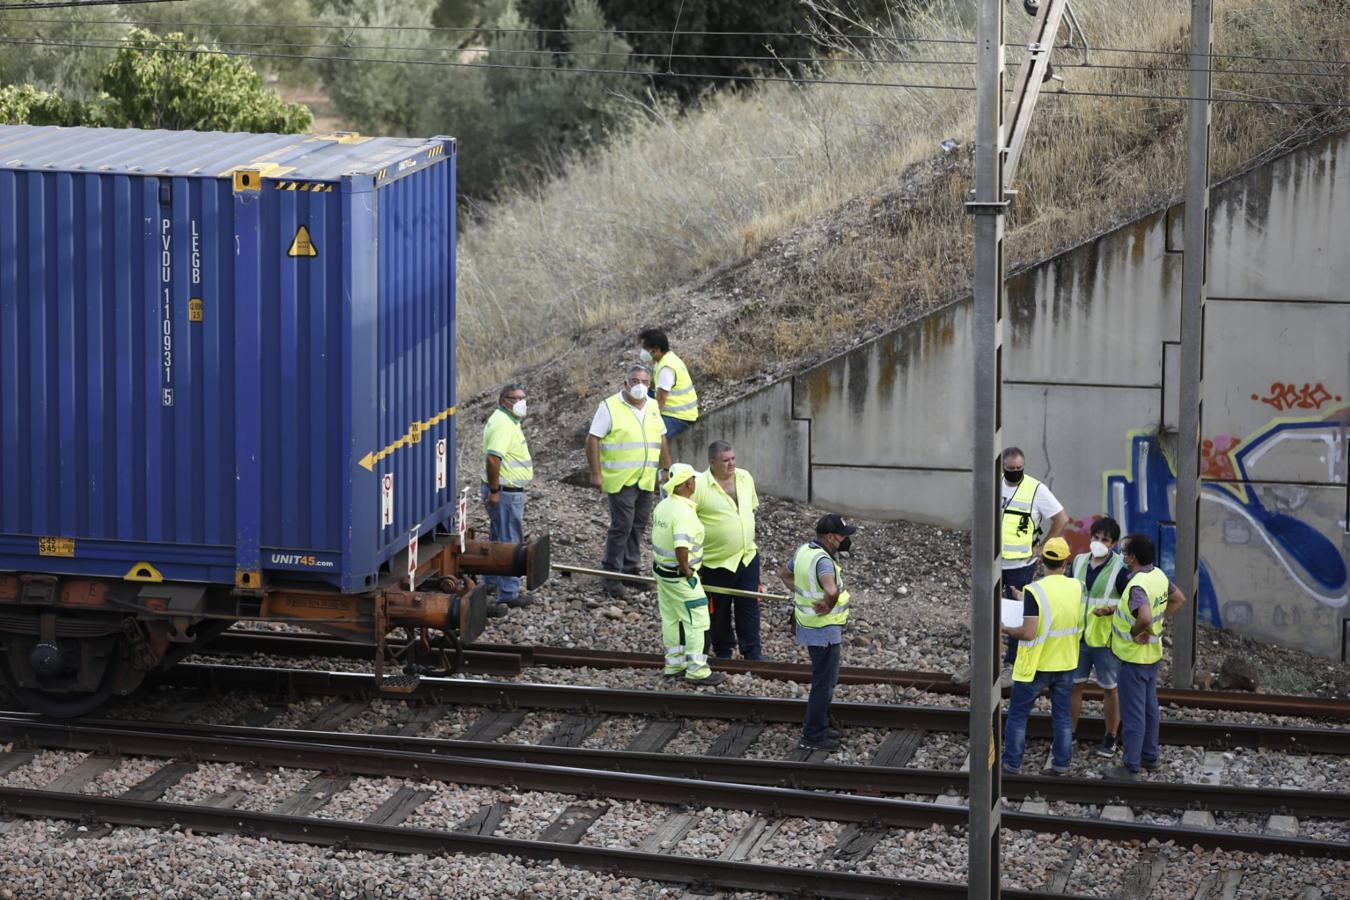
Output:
[628, 382, 648, 402]
[639, 349, 654, 365]
[511, 399, 527, 418]
[1089, 540, 1110, 559]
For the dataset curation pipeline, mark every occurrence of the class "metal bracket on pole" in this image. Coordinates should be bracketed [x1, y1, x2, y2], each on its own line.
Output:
[1173, 0, 1214, 688]
[1004, 0, 1071, 183]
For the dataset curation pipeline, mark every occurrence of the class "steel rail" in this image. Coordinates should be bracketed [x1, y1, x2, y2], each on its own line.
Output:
[1, 718, 1346, 861]
[0, 788, 1068, 900]
[6, 715, 1348, 821]
[158, 663, 1350, 754]
[208, 632, 1350, 721]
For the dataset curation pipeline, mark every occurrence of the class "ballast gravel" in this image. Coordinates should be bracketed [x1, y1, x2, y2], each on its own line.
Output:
[0, 749, 86, 788]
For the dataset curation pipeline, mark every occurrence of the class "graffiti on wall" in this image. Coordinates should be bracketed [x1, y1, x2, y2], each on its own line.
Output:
[1102, 408, 1349, 630]
[1251, 382, 1343, 413]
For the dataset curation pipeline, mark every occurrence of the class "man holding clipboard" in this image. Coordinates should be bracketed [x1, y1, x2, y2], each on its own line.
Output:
[999, 537, 1083, 775]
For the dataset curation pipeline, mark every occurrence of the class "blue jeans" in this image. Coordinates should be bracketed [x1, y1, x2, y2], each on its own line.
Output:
[662, 415, 692, 439]
[1073, 643, 1122, 689]
[803, 641, 842, 741]
[480, 484, 525, 601]
[1117, 660, 1161, 772]
[1002, 668, 1074, 773]
[702, 554, 762, 660]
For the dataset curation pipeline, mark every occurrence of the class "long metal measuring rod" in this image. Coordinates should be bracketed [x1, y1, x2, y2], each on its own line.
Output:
[552, 563, 792, 603]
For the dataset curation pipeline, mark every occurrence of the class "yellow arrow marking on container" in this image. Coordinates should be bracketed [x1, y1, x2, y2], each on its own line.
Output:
[359, 405, 456, 471]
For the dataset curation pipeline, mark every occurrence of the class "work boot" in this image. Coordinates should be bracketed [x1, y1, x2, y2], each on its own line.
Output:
[486, 603, 509, 619]
[1141, 757, 1162, 773]
[1102, 765, 1140, 781]
[798, 734, 842, 751]
[686, 671, 727, 687]
[603, 580, 629, 599]
[502, 593, 535, 609]
[1095, 733, 1120, 758]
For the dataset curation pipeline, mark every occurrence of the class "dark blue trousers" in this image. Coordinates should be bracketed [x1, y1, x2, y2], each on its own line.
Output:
[803, 641, 842, 741]
[702, 554, 762, 660]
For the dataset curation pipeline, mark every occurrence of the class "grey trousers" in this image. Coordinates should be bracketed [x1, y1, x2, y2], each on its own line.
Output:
[602, 484, 657, 583]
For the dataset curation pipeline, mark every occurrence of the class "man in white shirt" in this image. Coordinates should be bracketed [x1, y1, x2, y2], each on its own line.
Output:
[1001, 446, 1070, 668]
[585, 364, 673, 599]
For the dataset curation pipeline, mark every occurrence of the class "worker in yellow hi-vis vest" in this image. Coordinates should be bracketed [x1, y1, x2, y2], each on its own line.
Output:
[1000, 446, 1070, 671]
[1000, 537, 1083, 776]
[585, 363, 672, 599]
[651, 463, 725, 687]
[1100, 534, 1187, 781]
[639, 327, 699, 440]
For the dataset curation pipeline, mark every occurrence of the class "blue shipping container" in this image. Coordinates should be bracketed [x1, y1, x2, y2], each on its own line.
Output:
[0, 125, 457, 593]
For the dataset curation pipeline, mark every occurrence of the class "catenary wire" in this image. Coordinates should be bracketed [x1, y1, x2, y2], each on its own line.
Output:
[0, 0, 180, 9]
[0, 33, 1345, 110]
[1, 23, 1344, 82]
[4, 13, 1345, 69]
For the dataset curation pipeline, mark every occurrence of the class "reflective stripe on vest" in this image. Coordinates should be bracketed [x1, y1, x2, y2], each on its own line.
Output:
[1012, 575, 1083, 681]
[598, 394, 664, 493]
[792, 544, 850, 629]
[1110, 567, 1171, 665]
[1000, 476, 1042, 560]
[481, 408, 534, 487]
[656, 351, 699, 422]
[1072, 552, 1125, 648]
[652, 495, 705, 571]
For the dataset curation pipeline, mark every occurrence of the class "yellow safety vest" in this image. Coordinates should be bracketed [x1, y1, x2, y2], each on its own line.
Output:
[1001, 476, 1043, 561]
[1111, 567, 1170, 665]
[792, 543, 850, 629]
[597, 394, 664, 493]
[481, 408, 533, 488]
[693, 468, 758, 570]
[1012, 574, 1083, 682]
[1072, 552, 1125, 648]
[652, 494, 704, 572]
[655, 351, 699, 422]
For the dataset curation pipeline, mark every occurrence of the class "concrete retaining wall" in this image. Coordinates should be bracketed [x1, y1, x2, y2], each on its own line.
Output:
[677, 131, 1350, 660]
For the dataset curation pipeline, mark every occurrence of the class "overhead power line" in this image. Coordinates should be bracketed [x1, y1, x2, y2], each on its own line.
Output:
[0, 0, 180, 9]
[5, 14, 1346, 70]
[0, 33, 1343, 110]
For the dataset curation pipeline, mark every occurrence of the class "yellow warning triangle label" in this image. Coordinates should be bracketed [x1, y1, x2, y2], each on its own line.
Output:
[288, 225, 318, 258]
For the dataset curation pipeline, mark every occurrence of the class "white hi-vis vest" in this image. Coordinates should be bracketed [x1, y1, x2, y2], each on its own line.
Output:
[597, 394, 664, 493]
[1012, 574, 1083, 682]
[655, 351, 699, 422]
[1001, 476, 1043, 561]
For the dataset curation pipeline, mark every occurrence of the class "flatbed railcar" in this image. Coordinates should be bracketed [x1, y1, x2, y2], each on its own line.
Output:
[0, 125, 546, 716]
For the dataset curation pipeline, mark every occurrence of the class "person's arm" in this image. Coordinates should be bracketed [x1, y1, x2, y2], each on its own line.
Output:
[1003, 615, 1039, 642]
[676, 546, 692, 578]
[1163, 582, 1187, 620]
[1130, 586, 1153, 640]
[485, 455, 502, 504]
[814, 565, 841, 615]
[655, 388, 670, 411]
[660, 436, 672, 470]
[777, 564, 794, 593]
[585, 435, 602, 490]
[1046, 509, 1070, 540]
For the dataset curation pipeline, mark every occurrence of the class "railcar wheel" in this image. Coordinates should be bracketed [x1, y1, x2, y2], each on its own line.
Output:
[0, 634, 140, 718]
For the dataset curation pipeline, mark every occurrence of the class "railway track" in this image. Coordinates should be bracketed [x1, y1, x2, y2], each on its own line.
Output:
[207, 631, 1350, 721]
[4, 665, 1348, 895]
[157, 662, 1350, 754]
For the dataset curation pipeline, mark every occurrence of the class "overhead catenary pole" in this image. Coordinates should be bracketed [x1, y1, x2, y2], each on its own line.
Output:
[1173, 0, 1213, 688]
[966, 0, 1007, 894]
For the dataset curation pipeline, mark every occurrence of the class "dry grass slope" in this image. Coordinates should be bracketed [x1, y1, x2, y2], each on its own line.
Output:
[455, 0, 1349, 396]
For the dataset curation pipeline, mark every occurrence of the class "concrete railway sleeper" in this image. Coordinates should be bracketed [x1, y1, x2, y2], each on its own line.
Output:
[207, 632, 1350, 722]
[0, 788, 1070, 900]
[155, 663, 1350, 754]
[3, 714, 1350, 832]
